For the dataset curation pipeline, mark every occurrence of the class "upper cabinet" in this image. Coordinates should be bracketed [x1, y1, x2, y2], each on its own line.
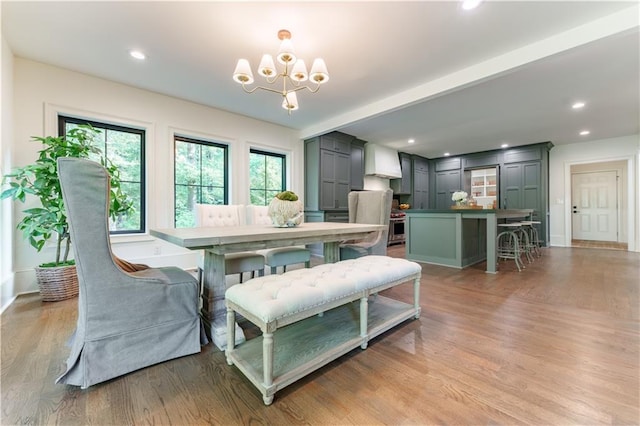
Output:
[319, 132, 352, 154]
[305, 131, 364, 211]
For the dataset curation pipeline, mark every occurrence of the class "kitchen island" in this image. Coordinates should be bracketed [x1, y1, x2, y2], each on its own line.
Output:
[404, 209, 533, 273]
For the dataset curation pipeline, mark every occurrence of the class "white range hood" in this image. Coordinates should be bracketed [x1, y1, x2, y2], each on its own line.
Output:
[364, 143, 402, 179]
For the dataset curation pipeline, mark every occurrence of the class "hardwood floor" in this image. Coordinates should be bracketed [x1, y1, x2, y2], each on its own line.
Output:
[2, 246, 639, 425]
[571, 239, 628, 251]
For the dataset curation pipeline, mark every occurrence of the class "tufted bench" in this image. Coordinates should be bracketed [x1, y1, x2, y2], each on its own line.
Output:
[225, 255, 422, 405]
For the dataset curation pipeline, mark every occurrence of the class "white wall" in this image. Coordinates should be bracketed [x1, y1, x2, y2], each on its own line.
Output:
[7, 58, 302, 299]
[1, 35, 15, 311]
[549, 134, 639, 250]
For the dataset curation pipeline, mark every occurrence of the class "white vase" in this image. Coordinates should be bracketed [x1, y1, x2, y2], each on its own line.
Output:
[267, 198, 304, 227]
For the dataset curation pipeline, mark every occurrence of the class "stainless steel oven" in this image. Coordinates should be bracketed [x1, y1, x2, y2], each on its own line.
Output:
[388, 215, 406, 245]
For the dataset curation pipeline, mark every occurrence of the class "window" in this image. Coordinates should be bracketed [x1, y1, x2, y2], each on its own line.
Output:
[59, 116, 145, 234]
[249, 149, 285, 205]
[174, 135, 228, 228]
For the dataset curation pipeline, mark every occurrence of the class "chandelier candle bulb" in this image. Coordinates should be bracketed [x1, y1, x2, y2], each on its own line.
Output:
[282, 92, 299, 111]
[291, 60, 308, 82]
[258, 55, 276, 77]
[277, 38, 296, 64]
[310, 58, 329, 83]
[232, 59, 254, 84]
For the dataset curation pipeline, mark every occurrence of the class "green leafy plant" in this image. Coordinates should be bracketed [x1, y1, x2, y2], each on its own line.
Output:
[275, 190, 299, 202]
[1, 125, 133, 266]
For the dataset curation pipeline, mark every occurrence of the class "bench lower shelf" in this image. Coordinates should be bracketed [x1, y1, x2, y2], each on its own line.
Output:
[226, 295, 419, 403]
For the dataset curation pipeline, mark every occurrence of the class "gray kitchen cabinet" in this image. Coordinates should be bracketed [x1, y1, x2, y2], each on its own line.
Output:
[435, 169, 462, 209]
[319, 149, 351, 210]
[500, 143, 551, 245]
[350, 139, 365, 191]
[390, 152, 412, 195]
[305, 132, 357, 212]
[502, 162, 541, 210]
[319, 132, 352, 154]
[412, 155, 429, 209]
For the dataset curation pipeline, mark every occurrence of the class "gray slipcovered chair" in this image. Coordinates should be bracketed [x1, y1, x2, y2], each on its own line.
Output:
[55, 157, 206, 389]
[339, 189, 393, 260]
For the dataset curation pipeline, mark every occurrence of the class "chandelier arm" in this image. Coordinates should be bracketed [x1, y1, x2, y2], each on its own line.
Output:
[291, 83, 322, 94]
[255, 86, 286, 95]
[239, 84, 261, 94]
[263, 74, 281, 85]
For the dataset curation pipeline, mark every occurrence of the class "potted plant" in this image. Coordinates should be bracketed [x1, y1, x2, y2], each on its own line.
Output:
[267, 190, 303, 227]
[1, 125, 133, 301]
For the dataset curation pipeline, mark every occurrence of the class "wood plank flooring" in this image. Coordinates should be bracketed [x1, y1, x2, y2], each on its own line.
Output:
[2, 246, 639, 425]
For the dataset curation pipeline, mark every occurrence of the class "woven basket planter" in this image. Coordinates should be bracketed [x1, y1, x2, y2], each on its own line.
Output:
[34, 264, 79, 302]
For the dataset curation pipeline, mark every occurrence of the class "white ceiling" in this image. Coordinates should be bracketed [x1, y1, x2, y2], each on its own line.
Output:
[2, 1, 639, 158]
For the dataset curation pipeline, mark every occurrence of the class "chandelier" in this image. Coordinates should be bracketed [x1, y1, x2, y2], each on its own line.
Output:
[232, 29, 329, 114]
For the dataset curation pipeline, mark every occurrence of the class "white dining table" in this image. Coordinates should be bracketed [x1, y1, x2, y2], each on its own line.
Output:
[150, 222, 385, 349]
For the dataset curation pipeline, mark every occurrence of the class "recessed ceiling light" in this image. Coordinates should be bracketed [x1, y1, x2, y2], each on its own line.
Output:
[461, 0, 483, 10]
[579, 130, 590, 136]
[501, 143, 509, 148]
[572, 101, 585, 109]
[408, 139, 415, 144]
[444, 152, 451, 157]
[129, 50, 146, 60]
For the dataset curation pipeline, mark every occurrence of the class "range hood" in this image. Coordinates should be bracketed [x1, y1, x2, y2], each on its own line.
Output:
[364, 143, 402, 179]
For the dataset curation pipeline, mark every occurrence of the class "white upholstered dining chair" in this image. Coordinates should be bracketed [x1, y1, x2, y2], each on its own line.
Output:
[194, 204, 265, 284]
[246, 205, 311, 274]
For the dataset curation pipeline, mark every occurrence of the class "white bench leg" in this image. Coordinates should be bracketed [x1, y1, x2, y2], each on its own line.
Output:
[360, 297, 368, 349]
[226, 308, 235, 365]
[262, 331, 274, 405]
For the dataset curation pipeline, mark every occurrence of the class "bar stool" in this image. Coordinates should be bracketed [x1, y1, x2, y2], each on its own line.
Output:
[520, 221, 542, 257]
[497, 223, 525, 271]
[512, 222, 535, 264]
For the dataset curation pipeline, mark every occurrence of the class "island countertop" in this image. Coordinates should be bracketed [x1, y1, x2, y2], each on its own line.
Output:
[404, 208, 533, 217]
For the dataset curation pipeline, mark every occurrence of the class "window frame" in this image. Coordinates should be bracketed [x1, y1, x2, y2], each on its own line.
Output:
[58, 115, 146, 235]
[249, 148, 286, 206]
[173, 135, 229, 227]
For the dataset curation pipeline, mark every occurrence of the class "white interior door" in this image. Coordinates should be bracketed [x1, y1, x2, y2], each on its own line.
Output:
[571, 171, 618, 241]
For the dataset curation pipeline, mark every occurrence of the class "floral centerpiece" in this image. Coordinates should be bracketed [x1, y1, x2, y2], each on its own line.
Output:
[452, 190, 468, 206]
[268, 190, 303, 227]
